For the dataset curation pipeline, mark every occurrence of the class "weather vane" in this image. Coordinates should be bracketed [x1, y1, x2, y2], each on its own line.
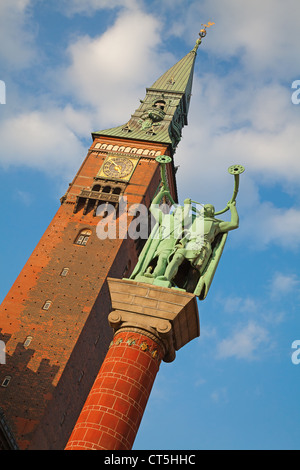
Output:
[193, 21, 215, 52]
[199, 21, 215, 38]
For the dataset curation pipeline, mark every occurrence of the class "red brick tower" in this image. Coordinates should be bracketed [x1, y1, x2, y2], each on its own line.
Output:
[0, 40, 201, 450]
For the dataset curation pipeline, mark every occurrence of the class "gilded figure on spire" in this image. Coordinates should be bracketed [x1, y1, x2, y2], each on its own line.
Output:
[193, 21, 215, 52]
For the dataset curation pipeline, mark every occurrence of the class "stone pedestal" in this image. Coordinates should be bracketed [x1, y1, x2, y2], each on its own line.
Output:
[65, 278, 200, 451]
[107, 278, 200, 363]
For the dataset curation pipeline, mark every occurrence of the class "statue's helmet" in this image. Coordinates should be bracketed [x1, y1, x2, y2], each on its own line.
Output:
[204, 204, 215, 216]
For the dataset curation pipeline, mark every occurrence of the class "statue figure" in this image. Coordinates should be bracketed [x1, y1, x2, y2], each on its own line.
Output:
[144, 188, 192, 279]
[128, 159, 244, 300]
[161, 201, 239, 297]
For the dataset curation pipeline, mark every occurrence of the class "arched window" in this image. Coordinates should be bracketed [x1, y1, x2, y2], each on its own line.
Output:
[94, 142, 101, 149]
[75, 229, 92, 246]
[112, 187, 122, 195]
[130, 148, 137, 154]
[100, 144, 107, 149]
[106, 145, 113, 150]
[102, 186, 111, 193]
[154, 100, 166, 110]
[149, 150, 156, 156]
[92, 184, 101, 192]
[112, 145, 119, 151]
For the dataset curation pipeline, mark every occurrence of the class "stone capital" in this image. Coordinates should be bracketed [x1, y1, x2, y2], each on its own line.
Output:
[107, 278, 200, 362]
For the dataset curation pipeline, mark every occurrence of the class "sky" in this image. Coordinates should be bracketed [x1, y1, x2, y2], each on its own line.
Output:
[0, 0, 300, 451]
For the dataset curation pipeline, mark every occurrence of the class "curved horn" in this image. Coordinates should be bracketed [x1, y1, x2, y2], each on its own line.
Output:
[214, 165, 245, 216]
[155, 155, 175, 205]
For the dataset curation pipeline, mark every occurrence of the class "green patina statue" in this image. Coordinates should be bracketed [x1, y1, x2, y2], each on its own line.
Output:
[129, 158, 244, 300]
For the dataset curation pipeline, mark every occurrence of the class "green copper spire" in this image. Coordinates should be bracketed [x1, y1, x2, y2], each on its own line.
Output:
[92, 28, 213, 150]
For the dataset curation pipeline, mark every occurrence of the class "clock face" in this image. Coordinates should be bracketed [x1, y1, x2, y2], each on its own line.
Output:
[101, 157, 135, 179]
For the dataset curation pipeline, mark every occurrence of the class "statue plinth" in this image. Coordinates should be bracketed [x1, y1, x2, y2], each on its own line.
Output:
[107, 277, 200, 363]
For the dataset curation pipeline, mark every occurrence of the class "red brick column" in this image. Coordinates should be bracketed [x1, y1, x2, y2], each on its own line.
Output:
[65, 329, 164, 450]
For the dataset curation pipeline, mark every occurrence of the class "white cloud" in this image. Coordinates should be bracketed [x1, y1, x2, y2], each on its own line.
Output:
[217, 321, 269, 360]
[0, 0, 37, 69]
[178, 71, 300, 187]
[269, 272, 300, 298]
[0, 107, 90, 176]
[60, 0, 139, 16]
[181, 0, 300, 79]
[60, 9, 166, 125]
[239, 202, 300, 250]
[222, 296, 259, 315]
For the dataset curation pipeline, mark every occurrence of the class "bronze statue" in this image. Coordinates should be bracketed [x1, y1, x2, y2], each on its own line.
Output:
[128, 159, 244, 300]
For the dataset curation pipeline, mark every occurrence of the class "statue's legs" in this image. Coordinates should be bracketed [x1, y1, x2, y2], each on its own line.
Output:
[152, 250, 170, 277]
[163, 253, 185, 282]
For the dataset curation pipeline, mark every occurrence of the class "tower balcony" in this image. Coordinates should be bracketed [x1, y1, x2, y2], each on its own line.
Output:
[73, 181, 126, 216]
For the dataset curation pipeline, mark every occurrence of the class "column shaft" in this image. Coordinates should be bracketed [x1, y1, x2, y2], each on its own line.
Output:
[65, 330, 164, 450]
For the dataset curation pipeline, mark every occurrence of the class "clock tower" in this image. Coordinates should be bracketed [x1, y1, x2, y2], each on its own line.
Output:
[0, 37, 203, 450]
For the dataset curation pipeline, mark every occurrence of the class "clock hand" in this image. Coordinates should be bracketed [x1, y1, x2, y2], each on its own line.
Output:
[112, 162, 122, 172]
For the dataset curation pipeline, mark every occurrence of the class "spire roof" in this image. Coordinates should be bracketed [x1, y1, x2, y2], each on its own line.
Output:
[148, 48, 197, 95]
[93, 27, 214, 150]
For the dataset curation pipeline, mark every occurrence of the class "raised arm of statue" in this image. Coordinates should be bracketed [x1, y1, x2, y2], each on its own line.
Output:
[149, 188, 171, 223]
[218, 201, 239, 233]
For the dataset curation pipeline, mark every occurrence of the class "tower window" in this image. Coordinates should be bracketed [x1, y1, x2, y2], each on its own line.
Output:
[75, 229, 92, 246]
[1, 376, 11, 388]
[23, 336, 33, 348]
[112, 187, 122, 195]
[60, 268, 70, 277]
[102, 186, 111, 194]
[42, 300, 52, 311]
[154, 100, 166, 110]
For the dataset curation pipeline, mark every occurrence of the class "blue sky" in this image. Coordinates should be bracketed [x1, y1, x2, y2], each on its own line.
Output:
[1, 0, 300, 450]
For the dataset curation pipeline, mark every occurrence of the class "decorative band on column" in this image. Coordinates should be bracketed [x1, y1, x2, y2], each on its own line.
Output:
[110, 326, 166, 361]
[108, 309, 174, 362]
